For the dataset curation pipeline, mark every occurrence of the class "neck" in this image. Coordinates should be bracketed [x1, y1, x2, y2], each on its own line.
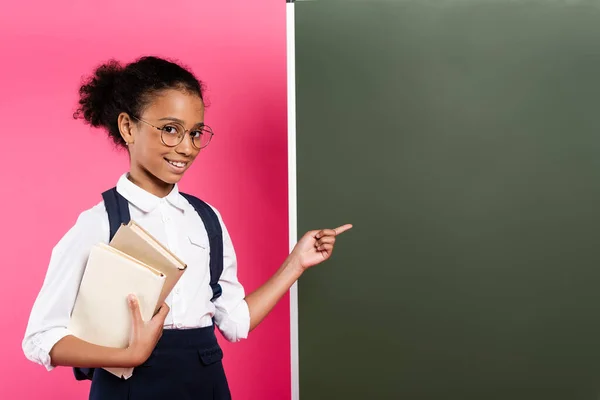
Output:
[127, 168, 174, 198]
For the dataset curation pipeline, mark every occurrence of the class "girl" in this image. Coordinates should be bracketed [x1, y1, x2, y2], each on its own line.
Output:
[22, 56, 351, 400]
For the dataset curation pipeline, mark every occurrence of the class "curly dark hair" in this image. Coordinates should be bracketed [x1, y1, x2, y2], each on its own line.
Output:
[74, 56, 205, 147]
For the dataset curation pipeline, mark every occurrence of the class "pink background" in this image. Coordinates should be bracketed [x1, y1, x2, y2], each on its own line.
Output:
[0, 1, 290, 399]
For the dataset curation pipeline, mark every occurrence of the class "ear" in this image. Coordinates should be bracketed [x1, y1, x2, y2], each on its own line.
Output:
[118, 112, 136, 145]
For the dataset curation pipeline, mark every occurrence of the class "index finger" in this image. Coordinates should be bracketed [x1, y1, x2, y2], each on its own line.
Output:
[159, 303, 170, 317]
[333, 224, 353, 236]
[152, 303, 170, 322]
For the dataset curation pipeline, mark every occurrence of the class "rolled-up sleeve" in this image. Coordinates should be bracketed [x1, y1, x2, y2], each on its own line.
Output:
[210, 208, 251, 342]
[22, 203, 108, 370]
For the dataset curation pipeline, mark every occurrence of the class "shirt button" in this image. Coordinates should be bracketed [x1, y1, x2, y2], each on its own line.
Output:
[174, 287, 180, 295]
[176, 323, 183, 328]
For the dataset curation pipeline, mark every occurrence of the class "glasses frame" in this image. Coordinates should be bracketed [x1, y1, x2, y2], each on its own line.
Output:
[131, 115, 214, 150]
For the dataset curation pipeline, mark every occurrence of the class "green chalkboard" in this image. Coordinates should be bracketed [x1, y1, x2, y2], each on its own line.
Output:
[296, 1, 600, 399]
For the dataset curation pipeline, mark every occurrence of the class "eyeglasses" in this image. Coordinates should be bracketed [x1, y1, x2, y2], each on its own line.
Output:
[131, 115, 214, 149]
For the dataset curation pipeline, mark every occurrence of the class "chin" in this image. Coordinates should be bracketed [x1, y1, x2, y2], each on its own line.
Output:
[160, 172, 185, 185]
[147, 168, 185, 186]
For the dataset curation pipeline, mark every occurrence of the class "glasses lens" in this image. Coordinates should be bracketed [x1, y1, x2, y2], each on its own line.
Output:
[161, 124, 185, 146]
[192, 126, 213, 149]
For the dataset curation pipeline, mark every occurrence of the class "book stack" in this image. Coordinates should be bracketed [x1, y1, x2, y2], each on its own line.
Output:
[68, 221, 186, 377]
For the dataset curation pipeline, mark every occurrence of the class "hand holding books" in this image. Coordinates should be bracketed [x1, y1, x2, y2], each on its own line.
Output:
[123, 294, 170, 367]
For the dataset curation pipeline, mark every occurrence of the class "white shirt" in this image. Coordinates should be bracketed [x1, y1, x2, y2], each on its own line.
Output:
[22, 174, 250, 374]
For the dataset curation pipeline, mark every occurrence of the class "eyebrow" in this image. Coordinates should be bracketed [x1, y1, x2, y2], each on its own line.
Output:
[158, 117, 205, 126]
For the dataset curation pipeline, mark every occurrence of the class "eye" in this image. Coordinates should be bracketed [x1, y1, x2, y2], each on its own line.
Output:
[161, 125, 180, 136]
[190, 130, 203, 139]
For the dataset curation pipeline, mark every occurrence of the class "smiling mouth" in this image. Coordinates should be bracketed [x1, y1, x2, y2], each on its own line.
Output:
[165, 158, 188, 169]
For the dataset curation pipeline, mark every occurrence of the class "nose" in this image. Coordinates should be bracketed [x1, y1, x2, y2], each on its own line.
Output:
[175, 132, 195, 156]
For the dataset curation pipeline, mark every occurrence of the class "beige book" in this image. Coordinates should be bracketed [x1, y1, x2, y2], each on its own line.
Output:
[68, 242, 166, 378]
[109, 220, 187, 312]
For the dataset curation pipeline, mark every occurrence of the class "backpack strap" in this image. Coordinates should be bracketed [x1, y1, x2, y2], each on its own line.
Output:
[180, 192, 224, 301]
[102, 187, 131, 239]
[73, 187, 131, 382]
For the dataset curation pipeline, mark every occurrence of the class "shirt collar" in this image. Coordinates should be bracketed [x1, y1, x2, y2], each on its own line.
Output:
[115, 173, 186, 213]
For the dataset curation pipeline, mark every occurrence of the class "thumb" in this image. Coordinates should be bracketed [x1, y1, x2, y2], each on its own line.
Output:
[303, 230, 320, 241]
[128, 294, 143, 326]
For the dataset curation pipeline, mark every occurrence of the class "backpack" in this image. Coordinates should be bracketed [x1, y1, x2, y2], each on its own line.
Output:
[73, 187, 224, 381]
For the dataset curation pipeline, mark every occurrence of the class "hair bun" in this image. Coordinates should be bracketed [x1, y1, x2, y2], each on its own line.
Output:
[74, 60, 123, 129]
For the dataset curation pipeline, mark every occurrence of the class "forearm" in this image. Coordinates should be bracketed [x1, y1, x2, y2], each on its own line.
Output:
[245, 256, 304, 331]
[49, 335, 135, 369]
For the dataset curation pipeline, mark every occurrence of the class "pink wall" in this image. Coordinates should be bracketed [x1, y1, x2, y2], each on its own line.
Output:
[0, 1, 289, 399]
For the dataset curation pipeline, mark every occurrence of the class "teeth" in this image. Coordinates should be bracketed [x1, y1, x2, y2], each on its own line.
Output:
[167, 160, 186, 168]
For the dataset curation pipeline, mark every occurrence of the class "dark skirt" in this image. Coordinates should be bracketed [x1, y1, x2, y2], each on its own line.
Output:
[89, 326, 231, 400]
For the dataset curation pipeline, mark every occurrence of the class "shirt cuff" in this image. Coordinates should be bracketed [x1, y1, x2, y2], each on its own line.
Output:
[214, 300, 250, 342]
[26, 327, 72, 371]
